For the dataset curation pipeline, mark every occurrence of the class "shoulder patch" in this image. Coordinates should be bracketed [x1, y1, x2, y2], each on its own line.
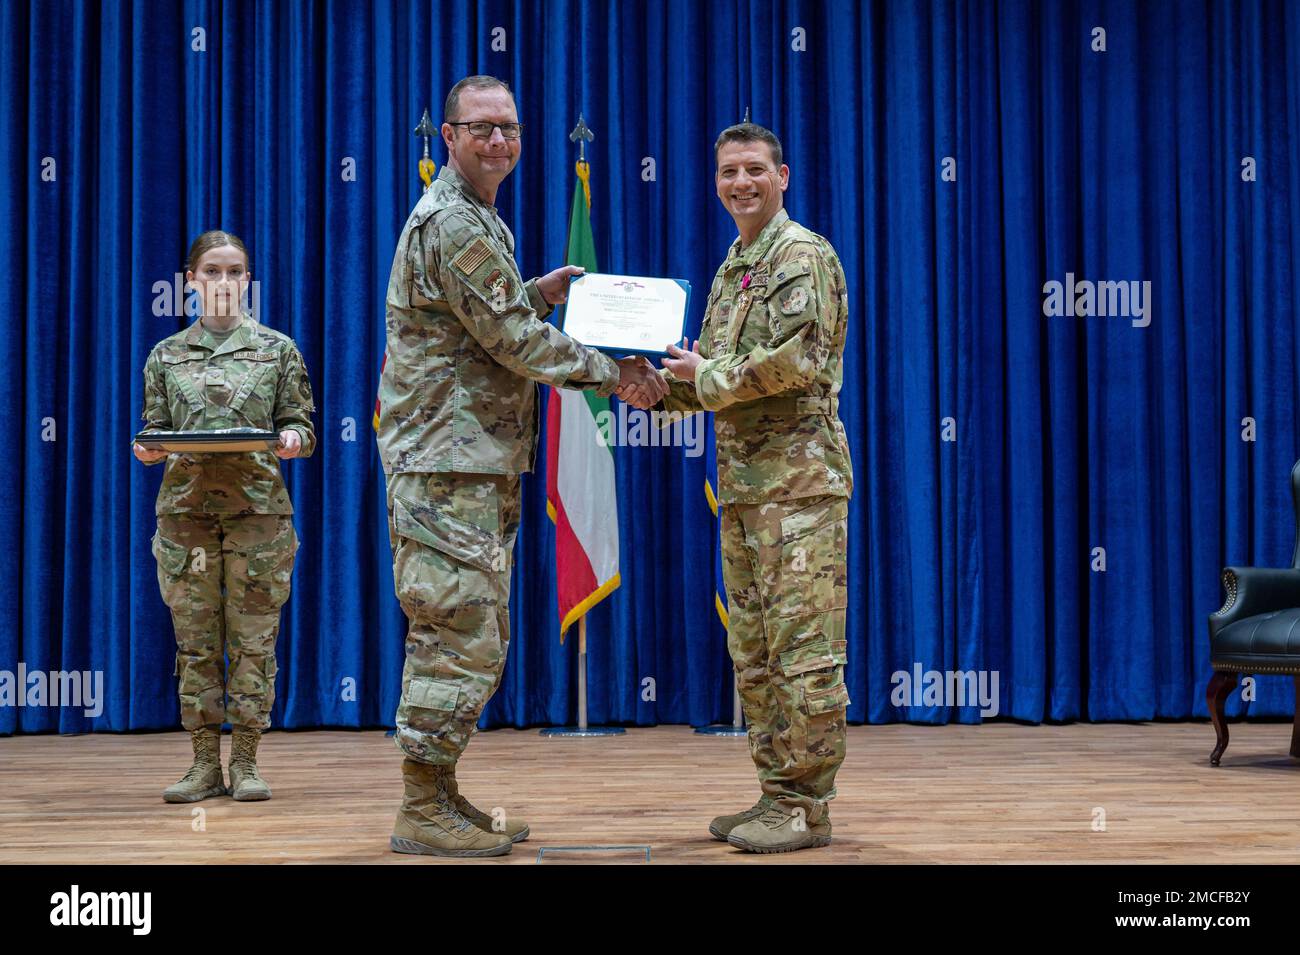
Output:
[452, 237, 494, 275]
[780, 286, 810, 315]
[483, 269, 514, 311]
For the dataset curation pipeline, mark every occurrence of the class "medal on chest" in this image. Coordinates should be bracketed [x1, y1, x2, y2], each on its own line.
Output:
[724, 264, 769, 350]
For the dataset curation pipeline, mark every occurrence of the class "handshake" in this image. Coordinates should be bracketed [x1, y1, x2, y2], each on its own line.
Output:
[613, 356, 668, 410]
[613, 340, 703, 410]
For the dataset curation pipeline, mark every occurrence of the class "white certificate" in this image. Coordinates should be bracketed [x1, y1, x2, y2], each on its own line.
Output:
[560, 273, 691, 357]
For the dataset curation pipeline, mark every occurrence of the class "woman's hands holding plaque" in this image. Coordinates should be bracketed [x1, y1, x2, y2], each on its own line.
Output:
[133, 442, 168, 464]
[276, 429, 303, 459]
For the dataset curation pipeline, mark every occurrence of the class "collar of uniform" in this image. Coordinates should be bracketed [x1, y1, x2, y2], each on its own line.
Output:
[438, 165, 496, 214]
[184, 317, 256, 357]
[725, 208, 790, 272]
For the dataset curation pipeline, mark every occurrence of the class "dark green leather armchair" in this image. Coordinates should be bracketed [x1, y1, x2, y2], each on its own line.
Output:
[1206, 461, 1300, 765]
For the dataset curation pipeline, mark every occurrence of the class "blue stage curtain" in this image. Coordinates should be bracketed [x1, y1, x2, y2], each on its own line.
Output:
[2, 0, 1299, 733]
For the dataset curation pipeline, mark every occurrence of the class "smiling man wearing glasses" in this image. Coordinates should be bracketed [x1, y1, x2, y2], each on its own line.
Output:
[377, 74, 668, 858]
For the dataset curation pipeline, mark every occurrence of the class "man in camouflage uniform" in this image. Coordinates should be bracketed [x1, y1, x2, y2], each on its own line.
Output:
[136, 258, 316, 804]
[659, 123, 853, 853]
[377, 75, 666, 857]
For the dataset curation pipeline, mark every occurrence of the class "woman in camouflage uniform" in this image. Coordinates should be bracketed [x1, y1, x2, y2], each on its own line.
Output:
[133, 230, 316, 803]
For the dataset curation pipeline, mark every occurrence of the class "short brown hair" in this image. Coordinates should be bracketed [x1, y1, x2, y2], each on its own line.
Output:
[714, 122, 783, 168]
[444, 75, 515, 123]
[185, 230, 249, 273]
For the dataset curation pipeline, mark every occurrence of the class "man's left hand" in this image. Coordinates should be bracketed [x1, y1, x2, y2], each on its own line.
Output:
[536, 265, 586, 305]
[662, 338, 703, 382]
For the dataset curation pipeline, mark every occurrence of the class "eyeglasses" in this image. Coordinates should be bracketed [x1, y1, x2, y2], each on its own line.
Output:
[449, 121, 524, 141]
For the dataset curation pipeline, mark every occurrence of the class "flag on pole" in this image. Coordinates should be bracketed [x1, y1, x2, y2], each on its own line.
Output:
[704, 419, 728, 629]
[545, 160, 620, 640]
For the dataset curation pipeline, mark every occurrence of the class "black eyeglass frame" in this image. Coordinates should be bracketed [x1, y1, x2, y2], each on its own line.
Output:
[448, 121, 525, 140]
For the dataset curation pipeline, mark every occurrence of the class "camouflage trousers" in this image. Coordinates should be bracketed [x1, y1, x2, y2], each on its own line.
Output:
[153, 514, 298, 731]
[386, 471, 520, 766]
[720, 494, 850, 822]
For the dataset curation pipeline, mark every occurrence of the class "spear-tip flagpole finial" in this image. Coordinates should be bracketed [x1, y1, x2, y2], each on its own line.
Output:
[415, 107, 437, 190]
[743, 106, 751, 123]
[414, 107, 436, 158]
[569, 113, 594, 164]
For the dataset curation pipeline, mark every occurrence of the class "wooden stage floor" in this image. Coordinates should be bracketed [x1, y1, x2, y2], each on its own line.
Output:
[1, 722, 1297, 864]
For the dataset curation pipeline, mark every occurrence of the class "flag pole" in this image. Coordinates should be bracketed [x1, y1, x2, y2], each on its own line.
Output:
[695, 112, 751, 739]
[696, 675, 748, 736]
[539, 113, 624, 739]
[382, 108, 438, 742]
[578, 616, 588, 731]
[375, 109, 435, 434]
[542, 609, 621, 736]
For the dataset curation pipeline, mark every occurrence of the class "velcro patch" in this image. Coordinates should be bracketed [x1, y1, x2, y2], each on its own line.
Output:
[484, 269, 514, 312]
[452, 237, 493, 275]
[780, 286, 810, 315]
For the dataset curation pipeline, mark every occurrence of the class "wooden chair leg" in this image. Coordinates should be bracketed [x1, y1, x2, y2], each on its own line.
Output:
[1207, 670, 1239, 766]
[1290, 676, 1300, 759]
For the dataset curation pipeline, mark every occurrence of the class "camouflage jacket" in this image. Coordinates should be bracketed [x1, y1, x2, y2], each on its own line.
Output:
[377, 165, 620, 476]
[138, 318, 317, 515]
[661, 209, 853, 504]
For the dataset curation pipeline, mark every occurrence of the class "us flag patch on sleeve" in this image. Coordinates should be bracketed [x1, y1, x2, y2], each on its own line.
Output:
[452, 237, 493, 275]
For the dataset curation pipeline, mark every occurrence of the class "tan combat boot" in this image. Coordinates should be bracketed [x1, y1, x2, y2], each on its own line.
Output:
[163, 726, 226, 803]
[708, 794, 774, 841]
[390, 758, 513, 858]
[727, 803, 832, 853]
[447, 766, 530, 843]
[228, 725, 272, 801]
